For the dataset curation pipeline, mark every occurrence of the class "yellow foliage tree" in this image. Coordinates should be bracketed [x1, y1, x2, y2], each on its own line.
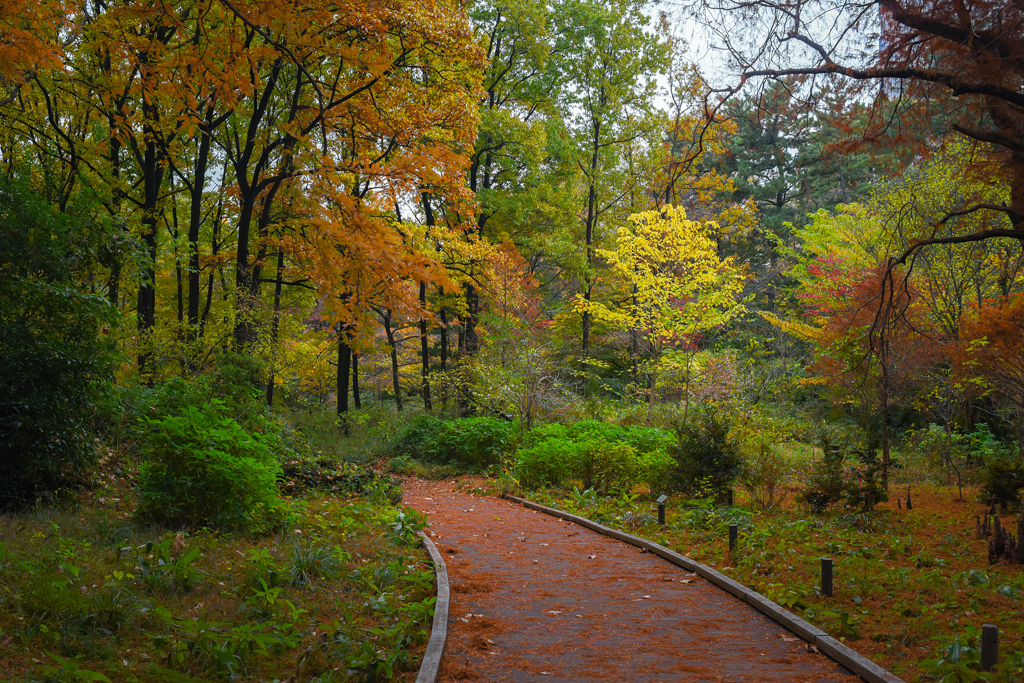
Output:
[580, 205, 748, 421]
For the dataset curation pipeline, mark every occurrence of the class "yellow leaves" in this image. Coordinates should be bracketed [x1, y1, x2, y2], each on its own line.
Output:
[591, 204, 749, 341]
[759, 311, 823, 343]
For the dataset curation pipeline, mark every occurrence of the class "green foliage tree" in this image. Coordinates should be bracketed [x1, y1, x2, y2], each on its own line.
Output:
[0, 181, 116, 509]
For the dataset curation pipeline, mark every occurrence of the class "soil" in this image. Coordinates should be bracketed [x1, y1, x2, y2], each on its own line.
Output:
[403, 478, 859, 682]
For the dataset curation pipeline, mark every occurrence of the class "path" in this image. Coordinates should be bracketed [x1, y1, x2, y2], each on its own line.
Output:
[404, 479, 857, 682]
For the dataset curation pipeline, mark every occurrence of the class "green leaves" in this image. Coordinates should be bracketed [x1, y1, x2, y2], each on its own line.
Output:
[136, 403, 284, 532]
[0, 179, 117, 510]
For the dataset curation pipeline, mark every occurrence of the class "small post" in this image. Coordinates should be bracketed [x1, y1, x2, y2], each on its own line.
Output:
[727, 488, 734, 506]
[728, 524, 738, 552]
[981, 624, 999, 671]
[657, 494, 668, 525]
[821, 557, 833, 597]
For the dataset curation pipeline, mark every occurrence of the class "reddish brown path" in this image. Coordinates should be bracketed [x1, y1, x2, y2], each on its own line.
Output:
[403, 478, 857, 683]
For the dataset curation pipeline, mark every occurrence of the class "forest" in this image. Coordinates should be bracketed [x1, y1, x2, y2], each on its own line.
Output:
[1, 0, 1024, 681]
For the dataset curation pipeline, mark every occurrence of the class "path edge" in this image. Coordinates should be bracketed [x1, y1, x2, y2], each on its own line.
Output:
[502, 493, 904, 683]
[415, 530, 450, 683]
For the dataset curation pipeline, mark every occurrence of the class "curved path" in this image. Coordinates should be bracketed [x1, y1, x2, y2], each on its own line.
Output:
[404, 478, 856, 683]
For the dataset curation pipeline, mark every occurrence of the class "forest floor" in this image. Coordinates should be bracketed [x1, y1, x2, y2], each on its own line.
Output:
[0, 490, 435, 683]
[402, 477, 857, 682]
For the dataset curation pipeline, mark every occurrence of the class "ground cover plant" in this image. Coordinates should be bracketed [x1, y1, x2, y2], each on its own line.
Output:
[0, 482, 437, 683]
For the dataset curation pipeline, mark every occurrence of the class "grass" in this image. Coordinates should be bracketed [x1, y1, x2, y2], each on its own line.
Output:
[0, 488, 437, 682]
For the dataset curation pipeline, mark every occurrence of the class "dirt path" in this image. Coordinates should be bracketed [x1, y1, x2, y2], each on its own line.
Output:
[404, 479, 857, 682]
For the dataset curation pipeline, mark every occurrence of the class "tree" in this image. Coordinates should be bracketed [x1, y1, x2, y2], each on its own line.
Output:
[582, 205, 747, 422]
[0, 181, 115, 509]
[551, 0, 669, 364]
[958, 294, 1024, 460]
[687, 0, 1024, 254]
[3, 0, 484, 386]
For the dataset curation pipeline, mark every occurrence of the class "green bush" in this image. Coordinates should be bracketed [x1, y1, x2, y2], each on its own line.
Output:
[516, 436, 579, 488]
[0, 181, 117, 510]
[980, 459, 1024, 511]
[516, 420, 675, 494]
[389, 415, 516, 470]
[136, 401, 284, 532]
[389, 415, 447, 461]
[842, 448, 890, 511]
[668, 408, 742, 495]
[446, 417, 517, 469]
[799, 450, 847, 513]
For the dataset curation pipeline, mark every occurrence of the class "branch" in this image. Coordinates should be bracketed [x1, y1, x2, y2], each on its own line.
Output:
[896, 228, 1024, 265]
[741, 63, 1024, 110]
[951, 124, 1024, 154]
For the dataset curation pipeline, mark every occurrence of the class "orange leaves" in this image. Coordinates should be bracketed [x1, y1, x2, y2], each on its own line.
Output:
[956, 293, 1024, 406]
[0, 0, 67, 80]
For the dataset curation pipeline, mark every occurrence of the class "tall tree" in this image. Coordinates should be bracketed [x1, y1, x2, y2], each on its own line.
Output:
[688, 0, 1024, 254]
[551, 0, 668, 363]
[582, 205, 748, 421]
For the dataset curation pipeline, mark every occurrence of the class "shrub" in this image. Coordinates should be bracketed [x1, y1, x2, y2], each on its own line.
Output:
[740, 439, 790, 509]
[799, 450, 847, 513]
[734, 415, 792, 509]
[0, 181, 117, 510]
[389, 415, 516, 470]
[136, 401, 284, 532]
[980, 459, 1024, 511]
[388, 415, 447, 462]
[516, 420, 675, 494]
[668, 408, 742, 495]
[445, 417, 517, 469]
[516, 437, 579, 488]
[843, 449, 889, 511]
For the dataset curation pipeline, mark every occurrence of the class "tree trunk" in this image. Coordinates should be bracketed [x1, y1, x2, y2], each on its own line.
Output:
[187, 107, 215, 334]
[440, 300, 449, 371]
[199, 197, 223, 339]
[880, 359, 891, 491]
[136, 99, 164, 383]
[581, 105, 602, 366]
[337, 334, 351, 435]
[463, 283, 480, 356]
[383, 310, 403, 412]
[352, 352, 361, 409]
[420, 281, 431, 410]
[265, 249, 285, 406]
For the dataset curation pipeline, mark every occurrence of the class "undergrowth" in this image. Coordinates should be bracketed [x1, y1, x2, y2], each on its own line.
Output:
[0, 492, 435, 682]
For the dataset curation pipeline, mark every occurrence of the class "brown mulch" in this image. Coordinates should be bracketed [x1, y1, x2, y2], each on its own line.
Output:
[403, 479, 859, 682]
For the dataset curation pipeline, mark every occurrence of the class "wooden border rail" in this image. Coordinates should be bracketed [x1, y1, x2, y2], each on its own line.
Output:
[415, 531, 450, 683]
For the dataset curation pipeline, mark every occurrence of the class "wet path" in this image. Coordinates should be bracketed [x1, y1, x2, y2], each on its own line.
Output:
[404, 479, 857, 683]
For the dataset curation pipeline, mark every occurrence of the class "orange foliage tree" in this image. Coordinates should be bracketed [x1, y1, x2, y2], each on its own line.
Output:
[957, 294, 1024, 459]
[810, 264, 937, 484]
[2, 0, 483, 382]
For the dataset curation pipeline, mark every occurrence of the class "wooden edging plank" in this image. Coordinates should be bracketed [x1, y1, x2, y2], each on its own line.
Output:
[415, 531, 450, 683]
[502, 493, 904, 683]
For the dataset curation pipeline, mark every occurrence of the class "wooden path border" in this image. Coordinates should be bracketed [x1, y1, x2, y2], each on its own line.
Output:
[415, 531, 450, 683]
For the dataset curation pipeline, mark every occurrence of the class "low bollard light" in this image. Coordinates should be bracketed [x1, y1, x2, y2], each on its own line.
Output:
[821, 557, 833, 597]
[728, 524, 738, 552]
[982, 624, 999, 671]
[657, 494, 668, 525]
